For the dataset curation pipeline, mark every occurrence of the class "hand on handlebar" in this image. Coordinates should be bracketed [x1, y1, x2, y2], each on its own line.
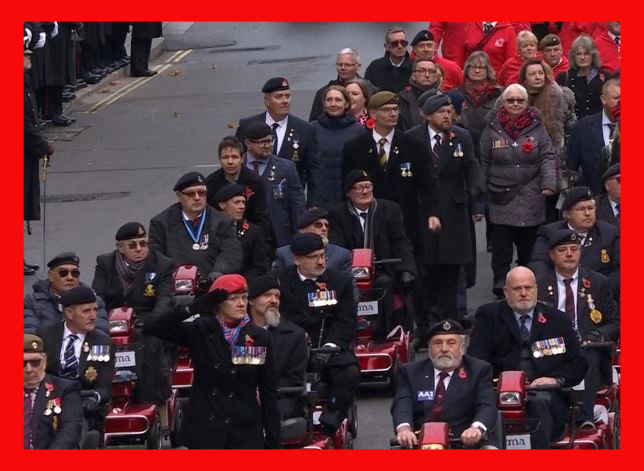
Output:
[460, 427, 483, 447]
[396, 426, 418, 449]
[529, 377, 558, 387]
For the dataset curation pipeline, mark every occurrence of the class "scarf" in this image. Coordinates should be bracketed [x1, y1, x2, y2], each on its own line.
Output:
[354, 108, 369, 127]
[115, 251, 145, 295]
[464, 78, 499, 107]
[497, 106, 536, 141]
[217, 314, 251, 347]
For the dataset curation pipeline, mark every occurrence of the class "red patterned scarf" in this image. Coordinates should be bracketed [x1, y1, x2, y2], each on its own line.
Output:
[497, 106, 536, 141]
[464, 78, 499, 107]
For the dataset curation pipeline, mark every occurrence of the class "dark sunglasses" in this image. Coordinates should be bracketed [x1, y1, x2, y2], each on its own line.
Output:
[389, 40, 408, 47]
[505, 98, 526, 104]
[24, 358, 42, 369]
[124, 239, 149, 249]
[180, 190, 207, 198]
[55, 269, 80, 278]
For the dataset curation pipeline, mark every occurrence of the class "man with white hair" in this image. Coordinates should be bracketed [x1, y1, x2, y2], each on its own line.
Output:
[391, 319, 497, 448]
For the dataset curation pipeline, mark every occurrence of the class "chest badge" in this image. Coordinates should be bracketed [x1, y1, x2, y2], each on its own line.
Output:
[600, 249, 610, 264]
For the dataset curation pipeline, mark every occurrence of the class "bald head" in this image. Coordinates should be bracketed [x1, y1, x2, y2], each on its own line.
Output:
[504, 267, 538, 314]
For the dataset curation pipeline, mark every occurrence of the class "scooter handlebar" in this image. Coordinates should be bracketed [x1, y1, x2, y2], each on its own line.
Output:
[581, 341, 615, 350]
[374, 258, 402, 265]
[309, 346, 341, 355]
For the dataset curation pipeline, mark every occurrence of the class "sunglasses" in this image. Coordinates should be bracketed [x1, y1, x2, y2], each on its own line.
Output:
[389, 40, 409, 47]
[55, 269, 80, 278]
[124, 239, 149, 249]
[24, 358, 42, 369]
[505, 98, 526, 104]
[180, 190, 207, 198]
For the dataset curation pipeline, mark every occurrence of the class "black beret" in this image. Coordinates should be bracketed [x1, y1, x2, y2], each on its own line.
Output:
[245, 121, 272, 140]
[538, 33, 561, 50]
[24, 334, 44, 353]
[60, 286, 96, 308]
[173, 172, 205, 192]
[290, 232, 325, 256]
[417, 88, 439, 109]
[427, 319, 466, 339]
[422, 93, 451, 116]
[262, 77, 290, 93]
[47, 252, 80, 269]
[601, 163, 620, 183]
[213, 183, 245, 204]
[562, 186, 593, 210]
[444, 90, 465, 115]
[548, 229, 581, 250]
[297, 208, 328, 229]
[368, 91, 399, 109]
[411, 29, 434, 46]
[115, 222, 146, 241]
[248, 274, 281, 299]
[344, 169, 372, 193]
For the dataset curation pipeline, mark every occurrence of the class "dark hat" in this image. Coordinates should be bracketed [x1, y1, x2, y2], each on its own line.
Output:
[209, 274, 247, 294]
[344, 169, 372, 193]
[262, 77, 290, 93]
[422, 93, 452, 115]
[368, 91, 399, 109]
[245, 121, 272, 140]
[601, 163, 620, 183]
[47, 252, 80, 269]
[24, 334, 44, 353]
[297, 208, 328, 229]
[444, 90, 465, 115]
[115, 222, 146, 241]
[24, 35, 32, 55]
[60, 286, 97, 308]
[173, 172, 206, 192]
[427, 319, 466, 339]
[548, 229, 581, 250]
[417, 88, 439, 109]
[562, 186, 593, 210]
[213, 183, 245, 204]
[538, 33, 561, 50]
[248, 274, 280, 299]
[411, 29, 434, 46]
[290, 232, 325, 256]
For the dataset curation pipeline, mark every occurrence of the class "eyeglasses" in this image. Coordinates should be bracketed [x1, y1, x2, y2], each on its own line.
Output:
[313, 221, 330, 229]
[389, 40, 409, 48]
[571, 205, 596, 213]
[304, 253, 327, 261]
[469, 65, 486, 71]
[352, 184, 373, 192]
[24, 358, 42, 369]
[124, 239, 149, 249]
[378, 106, 400, 114]
[180, 190, 207, 198]
[415, 68, 437, 75]
[55, 269, 80, 278]
[336, 62, 358, 69]
[249, 138, 274, 146]
[505, 98, 526, 104]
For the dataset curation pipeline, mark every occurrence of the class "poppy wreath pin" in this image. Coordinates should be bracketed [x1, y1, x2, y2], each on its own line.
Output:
[522, 137, 536, 153]
[244, 335, 254, 347]
[537, 312, 547, 324]
[366, 118, 376, 129]
[582, 278, 591, 289]
[448, 131, 457, 146]
[243, 186, 254, 199]
[458, 367, 467, 379]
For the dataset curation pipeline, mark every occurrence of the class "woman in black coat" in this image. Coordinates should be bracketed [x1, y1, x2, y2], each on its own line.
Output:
[310, 85, 366, 209]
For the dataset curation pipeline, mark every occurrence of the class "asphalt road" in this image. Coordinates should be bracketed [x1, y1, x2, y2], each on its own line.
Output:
[24, 22, 499, 449]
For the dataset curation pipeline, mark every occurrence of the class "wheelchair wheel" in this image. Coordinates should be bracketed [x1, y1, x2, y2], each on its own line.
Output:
[146, 412, 163, 449]
[348, 402, 358, 438]
[169, 399, 184, 448]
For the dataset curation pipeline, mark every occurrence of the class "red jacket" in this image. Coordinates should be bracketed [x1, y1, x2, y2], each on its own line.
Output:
[560, 22, 607, 55]
[463, 22, 517, 76]
[594, 31, 620, 74]
[497, 55, 523, 87]
[511, 22, 532, 33]
[435, 55, 463, 91]
[429, 21, 470, 67]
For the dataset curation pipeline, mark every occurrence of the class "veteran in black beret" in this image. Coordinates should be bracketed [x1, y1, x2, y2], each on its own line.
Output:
[148, 171, 242, 282]
[25, 252, 110, 335]
[213, 183, 268, 282]
[595, 163, 620, 227]
[392, 318, 497, 448]
[277, 232, 360, 436]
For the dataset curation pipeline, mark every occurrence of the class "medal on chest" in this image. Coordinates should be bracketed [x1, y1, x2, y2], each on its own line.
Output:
[183, 211, 207, 251]
[307, 282, 338, 307]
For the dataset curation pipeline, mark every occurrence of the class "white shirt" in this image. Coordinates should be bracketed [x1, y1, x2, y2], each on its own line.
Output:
[265, 114, 288, 155]
[601, 109, 616, 146]
[60, 323, 86, 368]
[372, 128, 395, 159]
[556, 270, 579, 331]
[427, 126, 445, 153]
[610, 199, 619, 218]
[608, 31, 620, 49]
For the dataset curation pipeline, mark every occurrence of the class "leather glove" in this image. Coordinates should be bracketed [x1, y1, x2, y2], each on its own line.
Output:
[310, 352, 332, 372]
[82, 397, 101, 413]
[400, 271, 416, 292]
[584, 330, 604, 342]
[187, 289, 229, 315]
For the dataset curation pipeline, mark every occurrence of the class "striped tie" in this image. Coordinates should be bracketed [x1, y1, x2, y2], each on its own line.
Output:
[61, 334, 79, 378]
[378, 137, 388, 168]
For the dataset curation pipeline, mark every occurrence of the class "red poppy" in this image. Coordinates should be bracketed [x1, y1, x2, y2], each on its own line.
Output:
[53, 397, 62, 406]
[449, 131, 456, 140]
[458, 367, 467, 379]
[521, 140, 535, 153]
[537, 313, 547, 324]
[242, 223, 250, 231]
[582, 278, 591, 289]
[244, 335, 254, 347]
[243, 186, 254, 199]
[366, 118, 376, 129]
[317, 282, 327, 291]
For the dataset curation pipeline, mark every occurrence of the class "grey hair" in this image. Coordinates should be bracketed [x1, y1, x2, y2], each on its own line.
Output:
[463, 50, 496, 81]
[502, 83, 528, 100]
[516, 30, 538, 48]
[337, 48, 360, 63]
[385, 26, 407, 44]
[569, 34, 602, 69]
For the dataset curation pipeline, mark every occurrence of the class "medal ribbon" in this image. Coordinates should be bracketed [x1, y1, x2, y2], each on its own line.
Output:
[182, 210, 207, 245]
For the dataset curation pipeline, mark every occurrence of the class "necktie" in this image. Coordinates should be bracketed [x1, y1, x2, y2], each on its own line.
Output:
[378, 137, 388, 168]
[252, 160, 261, 175]
[564, 278, 576, 326]
[615, 203, 620, 224]
[61, 334, 79, 378]
[484, 22, 493, 34]
[432, 134, 442, 167]
[271, 123, 280, 155]
[519, 315, 530, 341]
[614, 35, 620, 48]
[24, 390, 33, 449]
[608, 123, 616, 139]
[431, 372, 449, 421]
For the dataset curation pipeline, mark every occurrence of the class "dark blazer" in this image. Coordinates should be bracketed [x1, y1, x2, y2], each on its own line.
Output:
[148, 203, 242, 278]
[566, 112, 607, 194]
[143, 309, 281, 449]
[595, 194, 619, 227]
[468, 301, 588, 386]
[37, 322, 115, 406]
[327, 198, 417, 280]
[91, 249, 175, 318]
[238, 221, 268, 282]
[29, 374, 83, 449]
[341, 130, 440, 251]
[272, 243, 352, 273]
[406, 123, 484, 265]
[236, 112, 322, 202]
[530, 220, 620, 297]
[364, 53, 413, 93]
[269, 319, 308, 389]
[24, 74, 48, 221]
[391, 356, 497, 436]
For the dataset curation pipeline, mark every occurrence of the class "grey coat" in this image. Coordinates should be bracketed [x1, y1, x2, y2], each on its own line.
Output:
[480, 107, 557, 227]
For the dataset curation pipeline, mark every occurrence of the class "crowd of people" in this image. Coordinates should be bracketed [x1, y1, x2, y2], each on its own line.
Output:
[24, 21, 620, 449]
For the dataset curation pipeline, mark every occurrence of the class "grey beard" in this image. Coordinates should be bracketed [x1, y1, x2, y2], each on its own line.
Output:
[265, 308, 281, 328]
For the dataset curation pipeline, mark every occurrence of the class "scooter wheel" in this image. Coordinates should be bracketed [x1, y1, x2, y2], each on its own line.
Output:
[146, 413, 163, 449]
[169, 400, 184, 448]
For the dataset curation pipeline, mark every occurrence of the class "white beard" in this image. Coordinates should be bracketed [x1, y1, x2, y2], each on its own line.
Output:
[264, 308, 281, 328]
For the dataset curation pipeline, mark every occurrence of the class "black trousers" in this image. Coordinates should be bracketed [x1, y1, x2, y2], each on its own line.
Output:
[423, 263, 461, 324]
[578, 348, 603, 423]
[491, 224, 539, 283]
[130, 37, 152, 73]
[320, 358, 360, 429]
[526, 390, 569, 449]
[108, 24, 129, 61]
[36, 86, 63, 119]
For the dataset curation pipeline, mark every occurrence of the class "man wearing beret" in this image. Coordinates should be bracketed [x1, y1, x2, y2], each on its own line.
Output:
[272, 207, 351, 273]
[24, 252, 110, 335]
[410, 29, 463, 92]
[277, 232, 360, 436]
[144, 274, 281, 448]
[37, 286, 115, 447]
[595, 163, 620, 227]
[24, 334, 83, 449]
[365, 27, 413, 93]
[148, 171, 243, 283]
[235, 77, 322, 202]
[469, 266, 588, 448]
[214, 184, 268, 281]
[538, 34, 569, 78]
[406, 93, 484, 336]
[535, 229, 619, 431]
[530, 186, 620, 299]
[328, 170, 417, 340]
[397, 59, 442, 131]
[240, 121, 306, 250]
[391, 319, 497, 448]
[248, 274, 307, 419]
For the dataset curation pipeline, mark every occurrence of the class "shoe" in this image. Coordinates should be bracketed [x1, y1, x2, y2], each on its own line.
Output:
[52, 114, 74, 126]
[38, 119, 52, 129]
[131, 69, 157, 77]
[24, 264, 36, 276]
[81, 72, 101, 84]
[74, 78, 88, 89]
[24, 260, 40, 270]
[62, 92, 76, 102]
[578, 421, 597, 432]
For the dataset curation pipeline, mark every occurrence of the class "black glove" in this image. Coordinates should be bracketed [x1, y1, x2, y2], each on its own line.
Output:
[187, 289, 229, 315]
[207, 271, 224, 283]
[82, 397, 100, 413]
[310, 352, 332, 372]
[399, 271, 416, 291]
[584, 330, 604, 342]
